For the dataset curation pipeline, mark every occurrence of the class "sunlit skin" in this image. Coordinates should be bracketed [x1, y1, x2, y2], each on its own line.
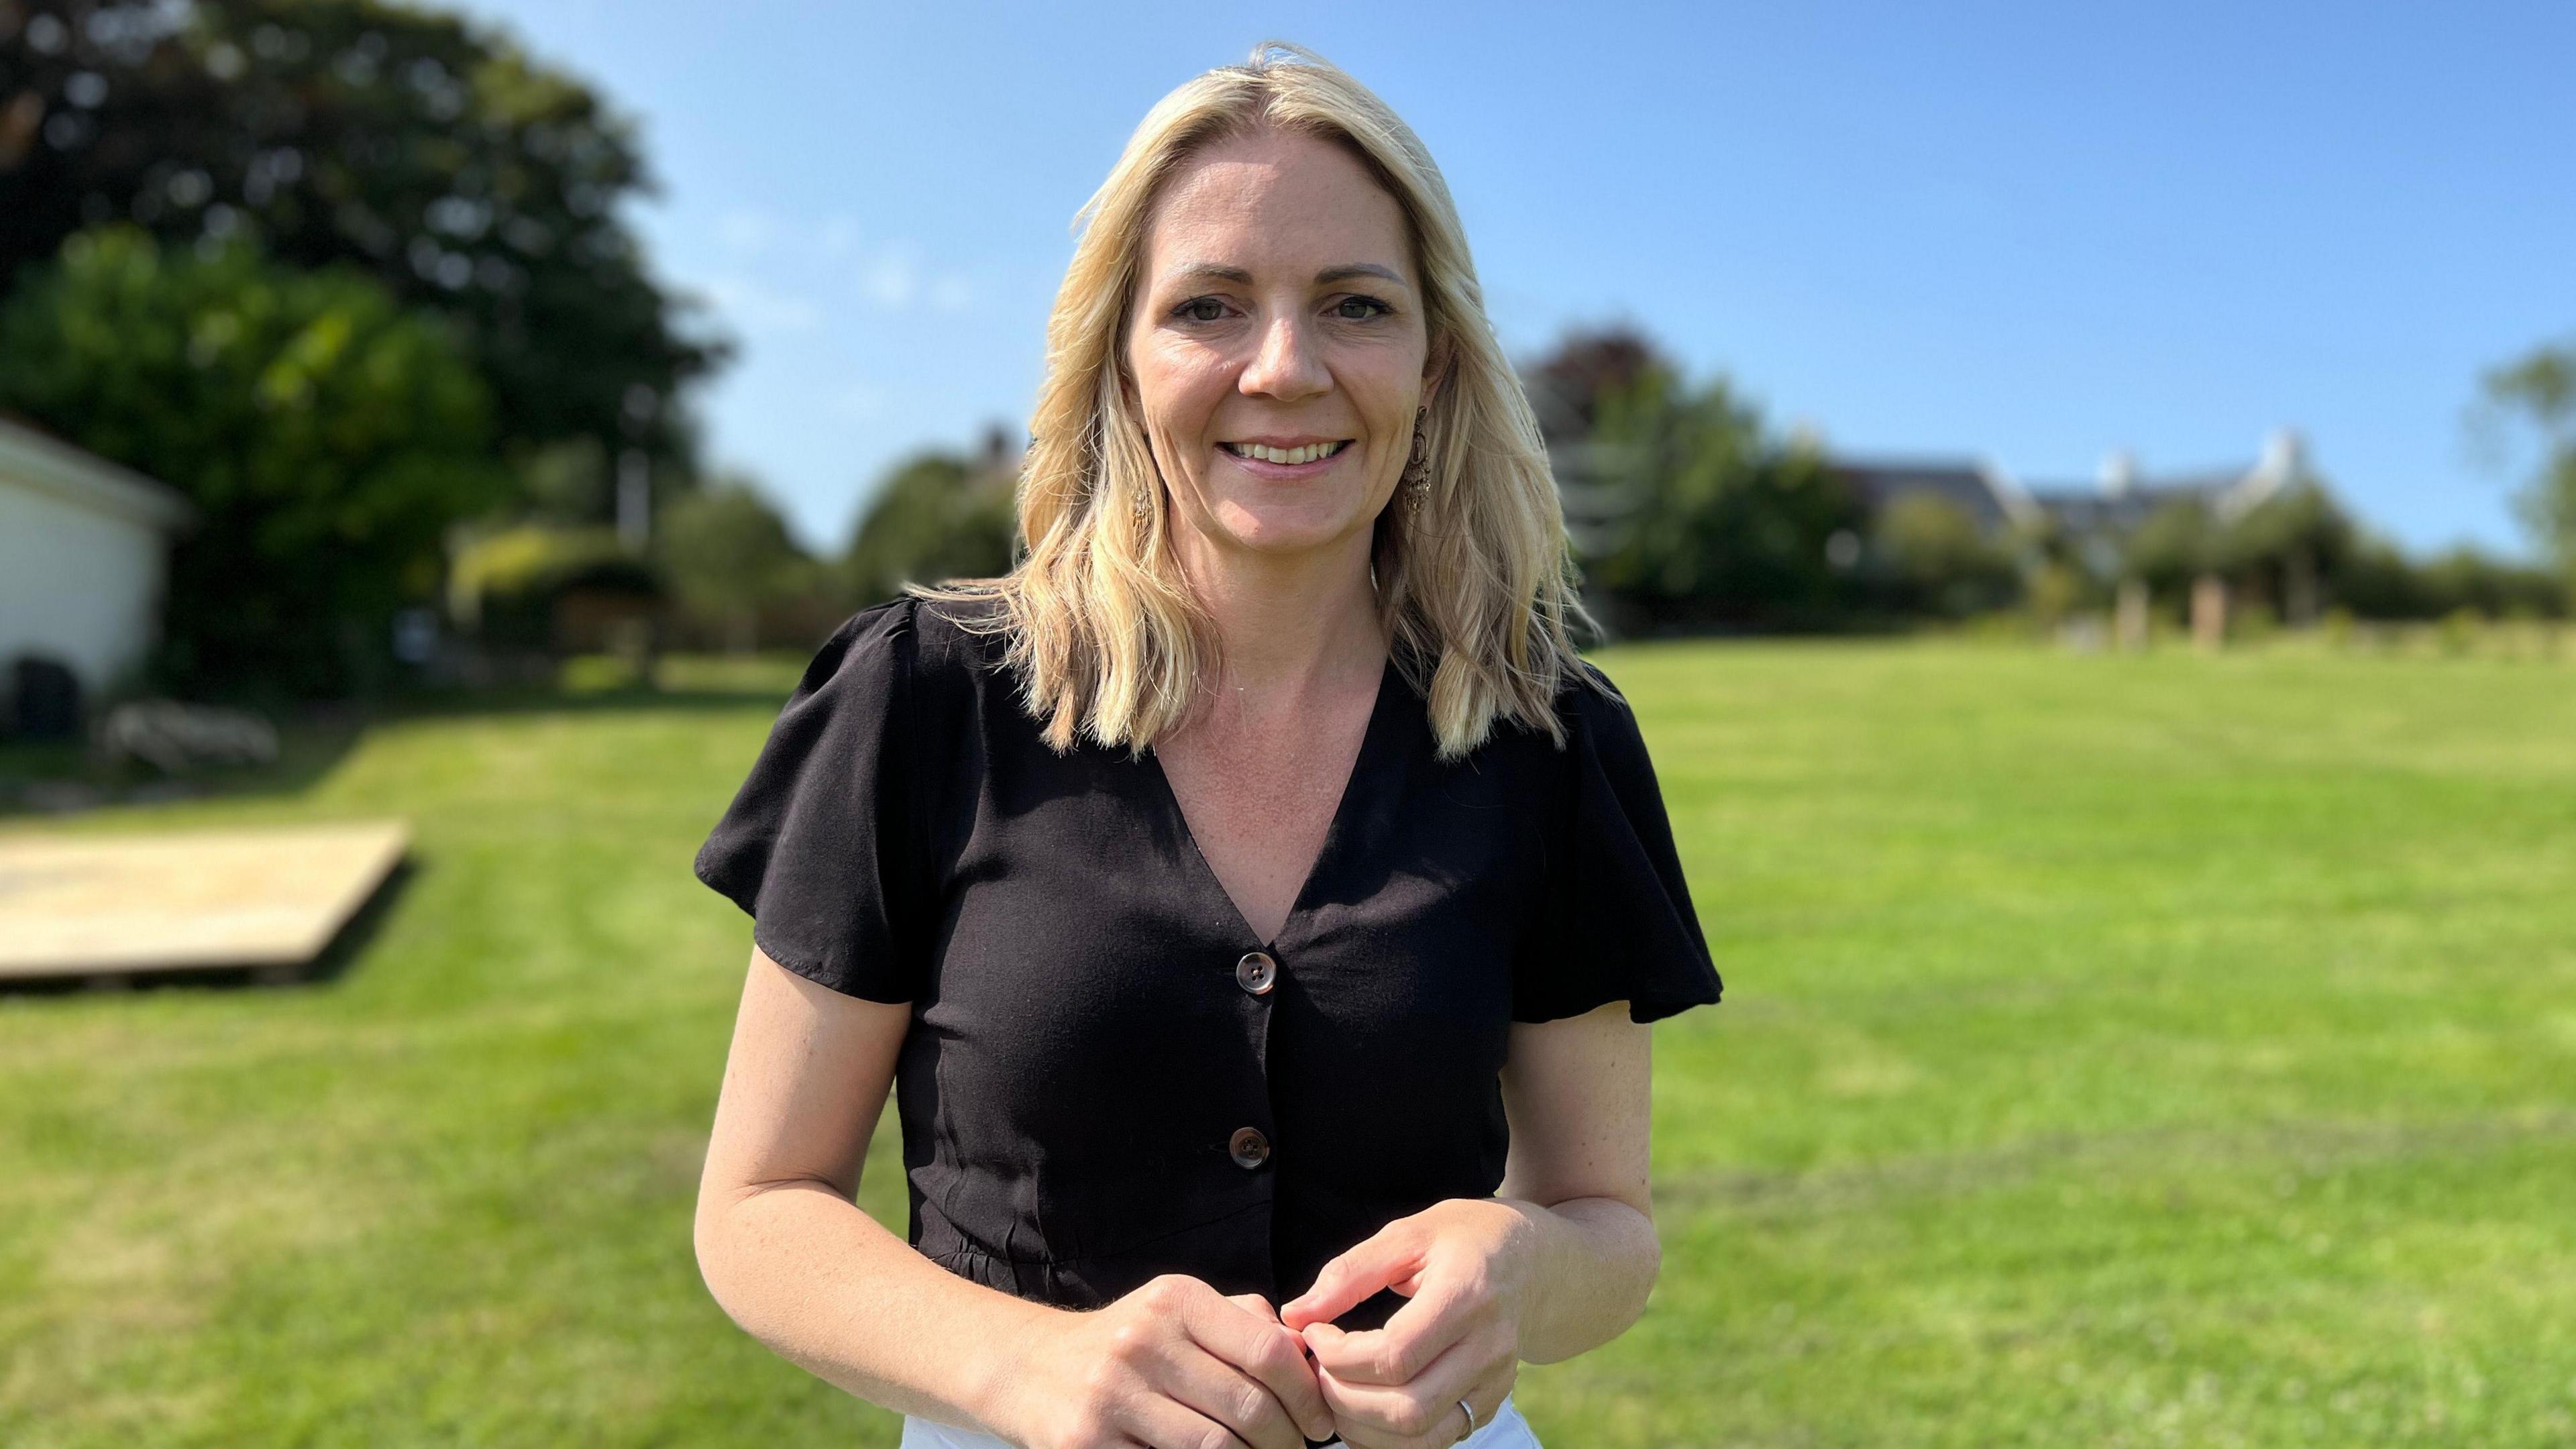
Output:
[1126, 126, 1441, 581]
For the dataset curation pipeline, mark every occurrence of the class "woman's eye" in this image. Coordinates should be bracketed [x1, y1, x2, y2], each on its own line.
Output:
[1335, 295, 1391, 321]
[1178, 297, 1227, 323]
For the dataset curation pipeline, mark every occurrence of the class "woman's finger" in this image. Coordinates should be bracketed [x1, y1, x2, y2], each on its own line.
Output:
[1152, 1340, 1320, 1449]
[1304, 1276, 1481, 1387]
[1179, 1291, 1335, 1444]
[1313, 1334, 1495, 1445]
[1117, 1383, 1254, 1449]
[1457, 1361, 1519, 1443]
[1280, 1226, 1427, 1330]
[1226, 1291, 1283, 1323]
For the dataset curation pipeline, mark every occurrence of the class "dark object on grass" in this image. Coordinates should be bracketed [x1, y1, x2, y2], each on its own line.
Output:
[8, 657, 82, 741]
[101, 701, 279, 774]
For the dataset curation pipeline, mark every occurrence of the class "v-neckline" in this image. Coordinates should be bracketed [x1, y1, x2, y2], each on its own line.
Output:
[1142, 654, 1402, 953]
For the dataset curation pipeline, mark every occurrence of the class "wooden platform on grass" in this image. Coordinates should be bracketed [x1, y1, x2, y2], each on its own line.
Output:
[0, 821, 409, 981]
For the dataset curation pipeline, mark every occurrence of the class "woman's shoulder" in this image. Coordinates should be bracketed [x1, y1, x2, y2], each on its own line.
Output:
[1431, 656, 1638, 793]
[802, 592, 1012, 700]
[1552, 654, 1628, 712]
[1505, 653, 1633, 751]
[908, 589, 1014, 669]
[1554, 655, 1656, 762]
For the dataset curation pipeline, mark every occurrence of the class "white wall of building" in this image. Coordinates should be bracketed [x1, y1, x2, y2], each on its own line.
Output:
[0, 419, 191, 702]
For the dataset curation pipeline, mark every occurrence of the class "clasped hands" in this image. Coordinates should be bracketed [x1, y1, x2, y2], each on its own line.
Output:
[995, 1197, 1534, 1449]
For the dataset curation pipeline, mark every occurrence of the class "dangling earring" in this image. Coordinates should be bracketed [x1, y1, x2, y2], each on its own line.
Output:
[1402, 408, 1432, 519]
[1132, 479, 1155, 520]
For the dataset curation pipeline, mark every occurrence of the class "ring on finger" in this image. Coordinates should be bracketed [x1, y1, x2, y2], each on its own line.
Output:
[1455, 1394, 1481, 1441]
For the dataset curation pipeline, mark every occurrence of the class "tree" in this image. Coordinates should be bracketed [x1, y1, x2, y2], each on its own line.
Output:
[1525, 324, 1666, 436]
[657, 480, 816, 648]
[2217, 480, 2357, 626]
[0, 225, 506, 696]
[0, 0, 725, 479]
[1869, 494, 2018, 619]
[2121, 496, 2219, 598]
[2410, 545, 2567, 619]
[2476, 341, 2576, 588]
[845, 448, 1018, 608]
[2000, 510, 2100, 626]
[1579, 363, 1862, 629]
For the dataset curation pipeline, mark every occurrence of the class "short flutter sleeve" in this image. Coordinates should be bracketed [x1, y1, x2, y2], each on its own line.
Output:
[693, 600, 932, 1003]
[1512, 663, 1725, 1025]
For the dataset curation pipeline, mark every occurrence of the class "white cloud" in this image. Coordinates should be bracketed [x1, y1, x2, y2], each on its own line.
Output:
[853, 245, 978, 313]
[718, 208, 870, 265]
[860, 252, 920, 309]
[700, 273, 822, 335]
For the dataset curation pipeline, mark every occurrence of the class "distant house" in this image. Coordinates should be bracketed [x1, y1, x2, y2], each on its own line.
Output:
[1831, 429, 2313, 565]
[0, 414, 193, 711]
[1828, 455, 2041, 536]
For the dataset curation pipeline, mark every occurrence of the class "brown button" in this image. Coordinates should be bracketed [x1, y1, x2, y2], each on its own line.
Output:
[1228, 1126, 1271, 1170]
[1235, 951, 1277, 995]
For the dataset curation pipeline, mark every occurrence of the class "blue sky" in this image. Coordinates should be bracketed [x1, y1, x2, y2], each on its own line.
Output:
[468, 1, 2572, 558]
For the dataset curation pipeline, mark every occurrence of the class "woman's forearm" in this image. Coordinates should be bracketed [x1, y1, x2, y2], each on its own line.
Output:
[694, 1179, 1053, 1430]
[1499, 1194, 1663, 1364]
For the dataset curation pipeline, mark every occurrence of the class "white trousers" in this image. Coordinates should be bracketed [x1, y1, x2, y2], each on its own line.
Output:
[900, 1393, 1542, 1448]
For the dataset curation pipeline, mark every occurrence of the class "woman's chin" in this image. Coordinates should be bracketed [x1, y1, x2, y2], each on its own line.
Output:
[1205, 500, 1370, 555]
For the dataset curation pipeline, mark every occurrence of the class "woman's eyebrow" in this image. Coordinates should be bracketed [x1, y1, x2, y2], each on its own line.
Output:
[1313, 263, 1407, 288]
[1158, 262, 1411, 288]
[1164, 262, 1254, 286]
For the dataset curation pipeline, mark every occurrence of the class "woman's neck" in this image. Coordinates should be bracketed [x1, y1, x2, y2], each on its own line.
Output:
[1173, 528, 1385, 703]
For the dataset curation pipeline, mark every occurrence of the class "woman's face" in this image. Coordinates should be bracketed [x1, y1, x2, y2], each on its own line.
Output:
[1126, 127, 1436, 563]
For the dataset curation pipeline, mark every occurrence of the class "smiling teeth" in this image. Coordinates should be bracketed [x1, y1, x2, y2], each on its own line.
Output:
[1228, 441, 1343, 465]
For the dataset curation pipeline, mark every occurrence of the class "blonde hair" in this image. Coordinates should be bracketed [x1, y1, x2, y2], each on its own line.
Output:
[916, 40, 1596, 761]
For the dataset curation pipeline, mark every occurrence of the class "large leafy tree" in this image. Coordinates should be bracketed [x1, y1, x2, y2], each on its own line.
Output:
[657, 479, 817, 646]
[0, 225, 508, 696]
[0, 0, 723, 479]
[1525, 324, 1664, 437]
[2122, 483, 2360, 625]
[2477, 341, 2576, 586]
[845, 449, 1018, 608]
[1579, 363, 1862, 629]
[2120, 496, 2220, 600]
[2217, 480, 2358, 625]
[1868, 493, 2018, 619]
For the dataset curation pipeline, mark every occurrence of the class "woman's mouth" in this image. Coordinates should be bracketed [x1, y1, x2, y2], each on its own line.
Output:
[1219, 439, 1352, 470]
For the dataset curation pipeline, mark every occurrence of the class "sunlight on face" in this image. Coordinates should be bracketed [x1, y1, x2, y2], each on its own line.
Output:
[1126, 127, 1434, 562]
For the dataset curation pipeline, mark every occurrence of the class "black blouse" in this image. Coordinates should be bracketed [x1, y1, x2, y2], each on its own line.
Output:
[694, 595, 1721, 1332]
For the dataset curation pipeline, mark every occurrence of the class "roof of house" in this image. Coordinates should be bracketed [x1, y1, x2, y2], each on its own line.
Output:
[1828, 456, 2041, 533]
[1833, 430, 2310, 536]
[0, 412, 193, 533]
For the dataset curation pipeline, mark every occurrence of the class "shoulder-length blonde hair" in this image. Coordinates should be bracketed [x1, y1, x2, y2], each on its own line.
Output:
[917, 40, 1596, 762]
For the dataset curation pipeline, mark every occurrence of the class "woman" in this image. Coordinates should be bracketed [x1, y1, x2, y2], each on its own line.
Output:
[691, 42, 1720, 1449]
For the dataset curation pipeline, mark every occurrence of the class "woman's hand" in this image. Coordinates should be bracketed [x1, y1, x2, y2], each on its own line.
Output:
[1277, 1199, 1538, 1447]
[987, 1275, 1336, 1449]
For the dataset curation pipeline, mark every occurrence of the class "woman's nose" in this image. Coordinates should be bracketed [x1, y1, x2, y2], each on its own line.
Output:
[1240, 309, 1331, 400]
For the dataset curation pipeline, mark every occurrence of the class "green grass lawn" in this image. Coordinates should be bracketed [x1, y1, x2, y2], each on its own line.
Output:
[4, 641, 2573, 1446]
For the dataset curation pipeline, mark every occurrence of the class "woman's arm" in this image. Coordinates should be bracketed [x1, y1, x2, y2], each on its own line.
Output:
[692, 947, 1042, 1428]
[1276, 1001, 1658, 1442]
[1493, 998, 1661, 1361]
[694, 947, 1334, 1448]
